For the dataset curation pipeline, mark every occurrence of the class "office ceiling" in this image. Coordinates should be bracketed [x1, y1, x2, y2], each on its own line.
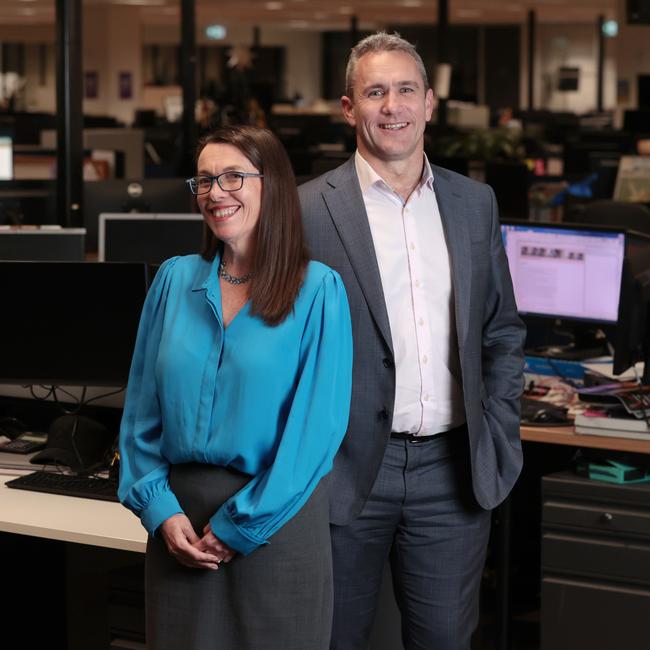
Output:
[0, 0, 620, 29]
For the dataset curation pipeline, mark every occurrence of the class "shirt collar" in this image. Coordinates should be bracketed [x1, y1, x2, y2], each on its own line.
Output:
[191, 251, 221, 293]
[354, 150, 435, 196]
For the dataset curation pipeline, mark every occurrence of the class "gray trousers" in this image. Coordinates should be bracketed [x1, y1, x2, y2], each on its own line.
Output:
[330, 428, 491, 650]
[146, 463, 333, 650]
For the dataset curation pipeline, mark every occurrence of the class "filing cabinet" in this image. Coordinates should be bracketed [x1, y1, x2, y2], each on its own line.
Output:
[541, 471, 650, 650]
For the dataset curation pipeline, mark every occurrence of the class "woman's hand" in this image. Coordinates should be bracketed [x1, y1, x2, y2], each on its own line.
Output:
[194, 524, 236, 564]
[159, 513, 221, 570]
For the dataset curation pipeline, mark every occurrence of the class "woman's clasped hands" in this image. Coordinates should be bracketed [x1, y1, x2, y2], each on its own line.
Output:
[159, 513, 235, 570]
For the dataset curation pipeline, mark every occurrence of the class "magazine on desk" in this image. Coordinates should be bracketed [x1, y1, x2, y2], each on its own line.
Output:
[575, 413, 650, 439]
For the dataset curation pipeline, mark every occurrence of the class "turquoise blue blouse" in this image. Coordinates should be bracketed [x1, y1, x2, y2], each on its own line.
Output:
[118, 254, 352, 556]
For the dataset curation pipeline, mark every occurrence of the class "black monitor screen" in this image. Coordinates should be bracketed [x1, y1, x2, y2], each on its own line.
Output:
[83, 179, 195, 252]
[501, 222, 625, 324]
[99, 213, 204, 264]
[0, 229, 85, 261]
[0, 261, 148, 386]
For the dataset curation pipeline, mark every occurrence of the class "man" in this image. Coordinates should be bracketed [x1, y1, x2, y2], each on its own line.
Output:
[298, 32, 525, 649]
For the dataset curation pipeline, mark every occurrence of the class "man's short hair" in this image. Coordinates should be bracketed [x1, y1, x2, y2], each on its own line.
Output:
[345, 32, 430, 99]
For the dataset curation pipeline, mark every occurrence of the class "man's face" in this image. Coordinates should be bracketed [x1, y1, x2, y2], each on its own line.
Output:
[341, 50, 435, 168]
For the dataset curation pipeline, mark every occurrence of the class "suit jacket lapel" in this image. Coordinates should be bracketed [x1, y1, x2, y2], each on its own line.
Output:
[321, 159, 393, 354]
[433, 167, 472, 346]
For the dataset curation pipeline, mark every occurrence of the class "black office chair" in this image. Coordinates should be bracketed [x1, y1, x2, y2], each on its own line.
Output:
[566, 200, 650, 235]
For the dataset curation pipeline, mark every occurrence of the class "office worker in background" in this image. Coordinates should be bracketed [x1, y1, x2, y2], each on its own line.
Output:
[118, 125, 353, 650]
[299, 33, 526, 649]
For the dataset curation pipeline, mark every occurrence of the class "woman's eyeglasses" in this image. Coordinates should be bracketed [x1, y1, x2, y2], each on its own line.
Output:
[186, 171, 264, 195]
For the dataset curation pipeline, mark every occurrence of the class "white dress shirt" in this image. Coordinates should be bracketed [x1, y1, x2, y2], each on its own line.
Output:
[355, 151, 465, 435]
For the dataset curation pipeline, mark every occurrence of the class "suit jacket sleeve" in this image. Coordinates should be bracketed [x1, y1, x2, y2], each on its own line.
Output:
[471, 184, 526, 507]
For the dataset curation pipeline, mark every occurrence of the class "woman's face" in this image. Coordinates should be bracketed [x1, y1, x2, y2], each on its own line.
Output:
[196, 142, 262, 252]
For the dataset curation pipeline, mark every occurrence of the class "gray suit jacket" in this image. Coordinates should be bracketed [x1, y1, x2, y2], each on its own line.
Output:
[299, 156, 526, 525]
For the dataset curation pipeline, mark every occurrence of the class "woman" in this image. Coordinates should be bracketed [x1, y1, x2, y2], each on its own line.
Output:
[118, 125, 352, 649]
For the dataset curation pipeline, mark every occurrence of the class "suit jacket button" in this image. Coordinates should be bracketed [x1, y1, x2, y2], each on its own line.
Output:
[382, 358, 393, 369]
[379, 408, 388, 420]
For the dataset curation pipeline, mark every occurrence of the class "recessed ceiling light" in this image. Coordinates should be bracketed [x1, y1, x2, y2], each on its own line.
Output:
[265, 1, 284, 9]
[338, 6, 353, 14]
[401, 0, 422, 7]
[206, 24, 227, 40]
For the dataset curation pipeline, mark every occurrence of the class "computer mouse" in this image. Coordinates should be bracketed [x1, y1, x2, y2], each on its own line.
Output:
[0, 416, 28, 440]
[531, 408, 568, 425]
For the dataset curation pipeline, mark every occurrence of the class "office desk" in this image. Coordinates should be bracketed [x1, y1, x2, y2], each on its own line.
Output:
[0, 475, 146, 552]
[0, 474, 146, 649]
[5, 426, 649, 650]
[494, 425, 650, 650]
[521, 424, 650, 454]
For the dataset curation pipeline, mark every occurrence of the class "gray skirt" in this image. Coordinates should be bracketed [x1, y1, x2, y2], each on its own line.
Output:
[146, 463, 333, 650]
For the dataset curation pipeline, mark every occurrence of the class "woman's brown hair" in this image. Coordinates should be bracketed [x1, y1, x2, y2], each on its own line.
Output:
[197, 125, 308, 326]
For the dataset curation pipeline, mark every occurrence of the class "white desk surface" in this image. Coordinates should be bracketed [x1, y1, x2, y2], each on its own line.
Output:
[0, 474, 147, 553]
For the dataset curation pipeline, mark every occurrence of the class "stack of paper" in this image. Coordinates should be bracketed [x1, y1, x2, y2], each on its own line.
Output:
[575, 413, 650, 440]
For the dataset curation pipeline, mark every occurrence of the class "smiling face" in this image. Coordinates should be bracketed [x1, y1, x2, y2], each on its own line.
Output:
[341, 50, 435, 171]
[196, 142, 262, 253]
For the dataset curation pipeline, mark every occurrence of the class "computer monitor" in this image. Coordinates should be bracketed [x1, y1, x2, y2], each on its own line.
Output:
[0, 227, 86, 260]
[0, 261, 149, 386]
[502, 221, 650, 379]
[0, 135, 13, 180]
[98, 213, 204, 264]
[613, 156, 650, 204]
[612, 232, 650, 381]
[502, 222, 625, 324]
[501, 221, 626, 359]
[0, 180, 57, 226]
[83, 178, 195, 252]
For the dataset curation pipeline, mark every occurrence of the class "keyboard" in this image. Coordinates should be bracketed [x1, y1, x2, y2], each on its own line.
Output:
[6, 470, 119, 502]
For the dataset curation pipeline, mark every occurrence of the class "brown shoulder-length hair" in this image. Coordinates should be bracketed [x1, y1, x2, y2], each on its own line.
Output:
[197, 125, 308, 326]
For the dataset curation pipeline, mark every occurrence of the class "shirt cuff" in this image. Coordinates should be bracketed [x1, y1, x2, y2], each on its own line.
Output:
[210, 507, 268, 556]
[140, 488, 183, 536]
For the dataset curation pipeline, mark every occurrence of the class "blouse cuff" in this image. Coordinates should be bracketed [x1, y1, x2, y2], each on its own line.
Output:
[140, 488, 184, 536]
[210, 507, 268, 556]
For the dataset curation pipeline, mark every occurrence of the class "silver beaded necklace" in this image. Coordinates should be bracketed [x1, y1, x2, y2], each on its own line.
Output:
[219, 259, 253, 285]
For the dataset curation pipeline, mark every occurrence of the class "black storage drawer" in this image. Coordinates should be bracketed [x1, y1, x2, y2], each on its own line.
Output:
[541, 472, 650, 649]
[543, 499, 650, 537]
[542, 531, 650, 585]
[542, 575, 650, 650]
[543, 473, 650, 509]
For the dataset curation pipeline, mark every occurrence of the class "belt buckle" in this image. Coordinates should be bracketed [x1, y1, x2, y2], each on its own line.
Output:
[409, 434, 423, 443]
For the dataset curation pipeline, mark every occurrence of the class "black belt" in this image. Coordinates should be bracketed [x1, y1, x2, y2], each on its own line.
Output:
[390, 424, 465, 444]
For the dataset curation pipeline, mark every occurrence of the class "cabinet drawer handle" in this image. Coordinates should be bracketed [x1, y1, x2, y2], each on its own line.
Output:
[600, 512, 613, 523]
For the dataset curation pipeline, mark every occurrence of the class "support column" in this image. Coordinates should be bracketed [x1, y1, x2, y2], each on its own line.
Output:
[437, 0, 449, 127]
[180, 0, 197, 177]
[350, 15, 359, 49]
[597, 14, 605, 112]
[527, 9, 536, 110]
[56, 0, 83, 227]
